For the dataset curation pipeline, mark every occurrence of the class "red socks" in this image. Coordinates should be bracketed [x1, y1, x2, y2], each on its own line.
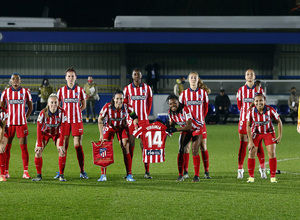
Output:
[5, 143, 12, 171]
[34, 157, 43, 174]
[101, 167, 107, 175]
[20, 144, 29, 171]
[75, 145, 85, 173]
[59, 156, 66, 174]
[201, 150, 209, 172]
[126, 153, 132, 175]
[0, 153, 6, 175]
[183, 153, 189, 172]
[177, 153, 184, 176]
[193, 155, 200, 177]
[247, 158, 255, 177]
[269, 157, 277, 178]
[238, 141, 247, 169]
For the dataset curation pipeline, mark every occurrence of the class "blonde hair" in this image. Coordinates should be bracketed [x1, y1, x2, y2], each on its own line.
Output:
[189, 71, 211, 94]
[44, 93, 59, 118]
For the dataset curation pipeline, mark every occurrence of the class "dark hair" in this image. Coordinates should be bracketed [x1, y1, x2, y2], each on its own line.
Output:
[132, 67, 142, 74]
[111, 89, 124, 108]
[166, 93, 184, 114]
[65, 67, 76, 75]
[41, 78, 49, 86]
[248, 92, 266, 110]
[291, 87, 296, 90]
[255, 80, 261, 86]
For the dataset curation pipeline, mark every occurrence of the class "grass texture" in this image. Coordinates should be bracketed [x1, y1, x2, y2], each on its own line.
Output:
[0, 124, 299, 219]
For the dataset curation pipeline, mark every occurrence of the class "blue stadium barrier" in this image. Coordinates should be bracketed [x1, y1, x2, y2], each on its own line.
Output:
[278, 104, 290, 115]
[208, 104, 216, 115]
[229, 104, 240, 115]
[269, 104, 278, 112]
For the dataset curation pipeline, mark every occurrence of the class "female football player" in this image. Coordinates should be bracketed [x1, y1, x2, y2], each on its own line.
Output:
[179, 72, 209, 182]
[179, 77, 212, 180]
[246, 93, 282, 183]
[32, 94, 68, 181]
[98, 90, 138, 182]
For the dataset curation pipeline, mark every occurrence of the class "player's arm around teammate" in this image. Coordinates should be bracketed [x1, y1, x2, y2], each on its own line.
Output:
[246, 93, 282, 183]
[32, 94, 67, 181]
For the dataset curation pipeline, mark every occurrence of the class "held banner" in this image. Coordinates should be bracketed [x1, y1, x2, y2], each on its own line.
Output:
[92, 140, 114, 167]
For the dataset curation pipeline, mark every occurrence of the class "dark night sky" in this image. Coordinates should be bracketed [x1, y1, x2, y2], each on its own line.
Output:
[1, 0, 298, 27]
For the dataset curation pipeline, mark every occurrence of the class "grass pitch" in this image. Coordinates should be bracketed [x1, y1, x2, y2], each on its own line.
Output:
[0, 123, 299, 219]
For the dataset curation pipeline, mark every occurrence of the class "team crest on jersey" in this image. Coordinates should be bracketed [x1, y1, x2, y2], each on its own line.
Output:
[198, 94, 202, 98]
[265, 115, 270, 120]
[99, 148, 107, 158]
[75, 92, 78, 96]
[142, 90, 146, 93]
[20, 94, 24, 97]
[181, 115, 185, 121]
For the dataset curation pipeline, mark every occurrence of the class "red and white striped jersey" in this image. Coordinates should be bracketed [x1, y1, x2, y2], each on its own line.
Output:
[57, 85, 86, 123]
[179, 88, 209, 125]
[123, 83, 153, 121]
[37, 107, 67, 146]
[168, 105, 202, 130]
[133, 121, 169, 163]
[246, 105, 279, 134]
[236, 84, 265, 121]
[0, 87, 32, 126]
[0, 107, 8, 123]
[100, 103, 134, 129]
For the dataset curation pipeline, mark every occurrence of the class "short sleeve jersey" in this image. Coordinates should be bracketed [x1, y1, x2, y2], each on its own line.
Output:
[133, 121, 169, 163]
[168, 105, 201, 130]
[123, 83, 153, 121]
[246, 105, 279, 134]
[57, 85, 86, 123]
[0, 87, 32, 126]
[179, 88, 208, 125]
[236, 84, 265, 122]
[0, 107, 8, 123]
[100, 103, 134, 129]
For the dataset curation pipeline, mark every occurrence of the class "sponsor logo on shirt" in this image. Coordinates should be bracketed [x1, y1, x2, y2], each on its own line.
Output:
[9, 100, 24, 104]
[131, 95, 146, 101]
[46, 123, 60, 128]
[177, 121, 186, 126]
[254, 120, 270, 126]
[187, 100, 202, 105]
[111, 116, 126, 121]
[64, 98, 79, 103]
[146, 149, 161, 155]
[244, 98, 253, 103]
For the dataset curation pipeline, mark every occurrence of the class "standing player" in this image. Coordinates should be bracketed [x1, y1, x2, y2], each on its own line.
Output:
[32, 94, 67, 182]
[179, 72, 209, 182]
[123, 68, 153, 178]
[0, 73, 33, 179]
[57, 68, 88, 179]
[236, 69, 266, 179]
[246, 93, 282, 183]
[181, 79, 211, 179]
[0, 107, 8, 181]
[98, 90, 138, 182]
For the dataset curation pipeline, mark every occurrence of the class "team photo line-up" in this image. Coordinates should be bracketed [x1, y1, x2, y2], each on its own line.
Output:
[0, 68, 294, 183]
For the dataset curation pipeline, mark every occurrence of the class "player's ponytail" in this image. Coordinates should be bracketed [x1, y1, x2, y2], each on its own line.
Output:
[198, 79, 211, 94]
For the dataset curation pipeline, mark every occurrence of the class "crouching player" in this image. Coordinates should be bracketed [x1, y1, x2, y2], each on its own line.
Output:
[246, 93, 282, 183]
[98, 90, 138, 182]
[0, 107, 8, 181]
[32, 94, 68, 181]
[133, 117, 170, 178]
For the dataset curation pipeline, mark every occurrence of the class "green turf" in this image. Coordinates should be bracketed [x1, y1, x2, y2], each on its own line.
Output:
[1, 123, 299, 219]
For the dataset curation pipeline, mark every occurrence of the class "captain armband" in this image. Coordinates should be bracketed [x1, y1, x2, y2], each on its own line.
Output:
[129, 112, 138, 120]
